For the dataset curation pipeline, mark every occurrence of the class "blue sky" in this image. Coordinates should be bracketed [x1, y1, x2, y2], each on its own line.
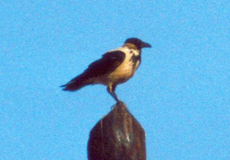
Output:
[1, 1, 230, 160]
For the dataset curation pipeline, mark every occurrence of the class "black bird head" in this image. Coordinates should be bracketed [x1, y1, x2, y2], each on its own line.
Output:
[124, 38, 151, 49]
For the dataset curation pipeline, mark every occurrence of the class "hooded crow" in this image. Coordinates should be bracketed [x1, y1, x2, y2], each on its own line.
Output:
[61, 38, 151, 102]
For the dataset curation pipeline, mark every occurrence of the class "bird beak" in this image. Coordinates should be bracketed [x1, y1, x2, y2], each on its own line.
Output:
[141, 42, 152, 48]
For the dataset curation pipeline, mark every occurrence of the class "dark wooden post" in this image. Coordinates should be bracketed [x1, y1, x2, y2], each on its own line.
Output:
[88, 102, 146, 160]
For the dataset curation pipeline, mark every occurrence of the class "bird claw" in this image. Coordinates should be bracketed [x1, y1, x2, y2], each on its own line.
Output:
[116, 100, 124, 106]
[110, 100, 125, 110]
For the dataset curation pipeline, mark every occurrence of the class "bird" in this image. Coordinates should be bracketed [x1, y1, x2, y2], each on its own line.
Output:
[61, 37, 151, 102]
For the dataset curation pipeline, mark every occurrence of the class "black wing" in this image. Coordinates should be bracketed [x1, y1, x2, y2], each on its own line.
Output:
[82, 50, 126, 78]
[60, 50, 125, 91]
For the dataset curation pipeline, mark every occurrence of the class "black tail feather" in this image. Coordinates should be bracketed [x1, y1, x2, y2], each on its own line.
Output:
[61, 74, 91, 91]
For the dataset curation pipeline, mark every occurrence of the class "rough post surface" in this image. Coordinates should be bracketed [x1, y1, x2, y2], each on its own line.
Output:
[88, 102, 146, 160]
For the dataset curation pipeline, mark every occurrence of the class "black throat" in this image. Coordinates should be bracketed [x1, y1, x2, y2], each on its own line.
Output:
[130, 51, 141, 70]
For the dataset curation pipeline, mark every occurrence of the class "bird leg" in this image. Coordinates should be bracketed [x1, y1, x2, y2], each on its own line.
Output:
[107, 84, 120, 102]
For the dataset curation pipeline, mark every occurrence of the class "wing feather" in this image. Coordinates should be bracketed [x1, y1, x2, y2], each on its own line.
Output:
[82, 50, 126, 78]
[61, 50, 126, 91]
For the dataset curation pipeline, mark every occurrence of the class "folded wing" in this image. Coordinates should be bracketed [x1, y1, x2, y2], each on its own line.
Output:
[61, 50, 126, 91]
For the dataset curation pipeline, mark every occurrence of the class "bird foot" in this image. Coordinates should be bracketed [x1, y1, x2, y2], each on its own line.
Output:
[116, 100, 125, 106]
[110, 100, 125, 110]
